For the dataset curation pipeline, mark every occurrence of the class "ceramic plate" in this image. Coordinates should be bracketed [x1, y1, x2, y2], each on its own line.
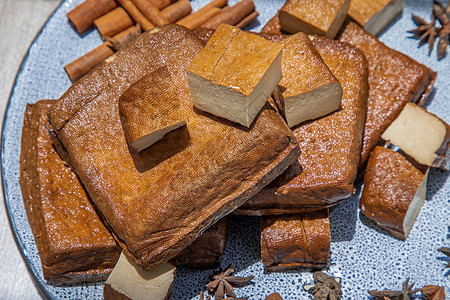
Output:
[2, 0, 449, 299]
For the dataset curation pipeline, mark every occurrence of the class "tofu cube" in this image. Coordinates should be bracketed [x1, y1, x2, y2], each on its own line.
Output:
[381, 103, 449, 171]
[187, 24, 283, 127]
[348, 0, 404, 36]
[279, 0, 350, 38]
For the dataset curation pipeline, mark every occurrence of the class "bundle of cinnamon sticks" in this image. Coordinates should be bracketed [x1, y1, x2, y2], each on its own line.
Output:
[65, 0, 259, 82]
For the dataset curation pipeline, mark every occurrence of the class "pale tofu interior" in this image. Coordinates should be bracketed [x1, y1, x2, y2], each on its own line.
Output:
[106, 253, 176, 300]
[284, 81, 342, 127]
[364, 0, 404, 35]
[381, 103, 448, 166]
[131, 120, 187, 152]
[403, 170, 428, 237]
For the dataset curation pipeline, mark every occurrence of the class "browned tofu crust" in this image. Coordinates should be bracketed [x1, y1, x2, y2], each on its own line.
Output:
[359, 146, 426, 240]
[20, 100, 120, 285]
[48, 24, 299, 271]
[338, 21, 437, 171]
[261, 209, 330, 271]
[236, 37, 368, 215]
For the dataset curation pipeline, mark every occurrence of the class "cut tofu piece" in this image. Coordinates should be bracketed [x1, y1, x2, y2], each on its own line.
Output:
[275, 33, 342, 127]
[235, 37, 368, 215]
[381, 103, 450, 170]
[48, 24, 300, 271]
[338, 21, 437, 171]
[360, 146, 428, 240]
[171, 217, 228, 269]
[119, 66, 187, 152]
[261, 209, 330, 271]
[187, 24, 283, 127]
[279, 0, 350, 38]
[104, 253, 176, 300]
[348, 0, 404, 36]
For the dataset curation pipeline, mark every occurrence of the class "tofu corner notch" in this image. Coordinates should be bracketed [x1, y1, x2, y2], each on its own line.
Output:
[186, 24, 284, 127]
[119, 66, 187, 152]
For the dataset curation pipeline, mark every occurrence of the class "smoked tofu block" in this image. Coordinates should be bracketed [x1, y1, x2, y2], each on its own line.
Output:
[171, 217, 228, 269]
[338, 21, 437, 171]
[261, 209, 330, 271]
[48, 25, 300, 271]
[104, 253, 176, 300]
[187, 24, 283, 127]
[236, 37, 368, 215]
[279, 0, 350, 38]
[275, 33, 342, 127]
[261, 12, 282, 34]
[381, 103, 450, 171]
[19, 100, 120, 285]
[360, 146, 428, 240]
[119, 67, 187, 152]
[348, 0, 404, 36]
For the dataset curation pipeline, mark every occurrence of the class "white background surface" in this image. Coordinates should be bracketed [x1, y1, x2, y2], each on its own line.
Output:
[0, 1, 60, 299]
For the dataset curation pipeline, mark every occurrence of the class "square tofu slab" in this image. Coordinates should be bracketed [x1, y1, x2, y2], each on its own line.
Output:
[360, 146, 428, 240]
[348, 0, 404, 36]
[236, 37, 368, 215]
[48, 24, 299, 271]
[338, 21, 437, 171]
[279, 0, 350, 38]
[187, 24, 283, 127]
[275, 32, 342, 127]
[20, 100, 120, 285]
[381, 103, 449, 170]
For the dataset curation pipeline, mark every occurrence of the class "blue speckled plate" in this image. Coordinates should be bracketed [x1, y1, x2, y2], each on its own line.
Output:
[2, 0, 449, 299]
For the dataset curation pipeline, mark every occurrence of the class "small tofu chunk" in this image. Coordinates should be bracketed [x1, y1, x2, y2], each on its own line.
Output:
[360, 146, 428, 240]
[279, 0, 350, 38]
[104, 253, 176, 300]
[275, 33, 342, 127]
[187, 24, 283, 127]
[119, 66, 187, 152]
[381, 103, 450, 171]
[348, 0, 404, 36]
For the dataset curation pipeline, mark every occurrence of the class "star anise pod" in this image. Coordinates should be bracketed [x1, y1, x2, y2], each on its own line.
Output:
[437, 247, 450, 268]
[303, 271, 342, 300]
[433, 0, 449, 59]
[368, 278, 421, 300]
[421, 285, 446, 300]
[205, 265, 254, 300]
[408, 14, 438, 55]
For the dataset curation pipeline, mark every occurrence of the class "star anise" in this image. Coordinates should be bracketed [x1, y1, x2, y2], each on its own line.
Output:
[437, 247, 450, 268]
[408, 14, 438, 55]
[421, 285, 446, 300]
[433, 0, 449, 59]
[303, 271, 342, 300]
[205, 265, 254, 300]
[368, 278, 421, 300]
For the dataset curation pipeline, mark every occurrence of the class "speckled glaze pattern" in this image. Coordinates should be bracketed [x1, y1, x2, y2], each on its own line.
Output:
[1, 0, 448, 299]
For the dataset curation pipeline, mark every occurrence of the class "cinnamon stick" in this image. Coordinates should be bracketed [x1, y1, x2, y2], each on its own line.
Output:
[177, 0, 227, 30]
[161, 0, 192, 23]
[67, 0, 118, 34]
[94, 7, 135, 40]
[236, 10, 259, 29]
[148, 0, 177, 10]
[116, 0, 155, 31]
[202, 0, 255, 29]
[64, 42, 114, 82]
[131, 0, 169, 25]
[106, 25, 142, 51]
